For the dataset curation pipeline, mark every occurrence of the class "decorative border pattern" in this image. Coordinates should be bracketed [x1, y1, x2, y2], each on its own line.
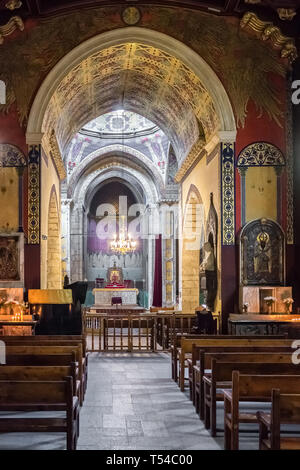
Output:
[286, 76, 294, 245]
[0, 143, 27, 167]
[237, 142, 285, 167]
[28, 145, 40, 244]
[221, 142, 235, 245]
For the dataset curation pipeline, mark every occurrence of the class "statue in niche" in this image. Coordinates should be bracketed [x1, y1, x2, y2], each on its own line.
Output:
[200, 240, 217, 311]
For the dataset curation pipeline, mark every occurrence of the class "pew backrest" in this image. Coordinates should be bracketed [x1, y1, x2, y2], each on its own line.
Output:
[211, 360, 300, 384]
[0, 378, 72, 405]
[5, 352, 76, 366]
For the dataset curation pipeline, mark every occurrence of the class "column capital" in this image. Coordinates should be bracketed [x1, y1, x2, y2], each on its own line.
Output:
[26, 133, 44, 145]
[218, 130, 237, 143]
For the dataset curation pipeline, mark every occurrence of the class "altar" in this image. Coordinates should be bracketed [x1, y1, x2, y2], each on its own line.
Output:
[93, 288, 138, 306]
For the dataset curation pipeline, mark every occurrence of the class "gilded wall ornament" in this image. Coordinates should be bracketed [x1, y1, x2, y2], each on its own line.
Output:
[5, 1, 22, 10]
[277, 9, 297, 21]
[121, 7, 141, 25]
[240, 12, 297, 63]
[0, 16, 24, 45]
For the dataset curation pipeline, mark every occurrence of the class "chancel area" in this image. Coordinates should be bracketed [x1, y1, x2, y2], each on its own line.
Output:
[0, 0, 300, 452]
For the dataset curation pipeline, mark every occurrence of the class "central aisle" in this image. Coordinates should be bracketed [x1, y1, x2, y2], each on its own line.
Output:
[77, 353, 220, 450]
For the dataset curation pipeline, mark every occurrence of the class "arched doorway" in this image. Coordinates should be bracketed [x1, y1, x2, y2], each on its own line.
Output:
[47, 188, 61, 289]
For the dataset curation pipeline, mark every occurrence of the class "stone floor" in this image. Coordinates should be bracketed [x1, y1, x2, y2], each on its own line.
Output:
[0, 352, 275, 450]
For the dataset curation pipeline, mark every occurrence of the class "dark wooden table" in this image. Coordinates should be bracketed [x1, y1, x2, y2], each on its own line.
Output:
[228, 314, 300, 336]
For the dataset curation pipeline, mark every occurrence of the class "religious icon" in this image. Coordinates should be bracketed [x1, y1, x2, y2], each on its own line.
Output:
[254, 231, 271, 274]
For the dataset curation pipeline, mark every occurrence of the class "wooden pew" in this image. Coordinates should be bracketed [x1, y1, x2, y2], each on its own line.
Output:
[0, 364, 80, 402]
[5, 345, 84, 404]
[257, 389, 300, 450]
[172, 334, 285, 383]
[224, 372, 300, 450]
[0, 377, 79, 450]
[178, 338, 293, 392]
[193, 348, 294, 417]
[2, 336, 88, 395]
[204, 360, 300, 437]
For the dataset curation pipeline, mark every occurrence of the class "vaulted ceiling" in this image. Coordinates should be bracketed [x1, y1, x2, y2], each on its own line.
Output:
[42, 42, 218, 162]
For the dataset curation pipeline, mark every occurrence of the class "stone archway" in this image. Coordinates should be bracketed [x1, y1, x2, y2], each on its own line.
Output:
[181, 185, 204, 312]
[47, 187, 61, 289]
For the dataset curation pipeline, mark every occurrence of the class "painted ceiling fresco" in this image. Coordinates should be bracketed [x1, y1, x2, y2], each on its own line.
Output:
[0, 5, 291, 139]
[82, 111, 157, 136]
[65, 111, 171, 183]
[42, 42, 215, 162]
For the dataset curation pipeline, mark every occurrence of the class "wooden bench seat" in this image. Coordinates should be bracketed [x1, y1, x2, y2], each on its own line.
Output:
[5, 345, 84, 404]
[257, 389, 300, 450]
[0, 377, 79, 450]
[2, 337, 88, 396]
[224, 373, 300, 450]
[171, 334, 285, 382]
[0, 364, 80, 403]
[178, 338, 293, 392]
[204, 360, 300, 437]
[193, 349, 293, 418]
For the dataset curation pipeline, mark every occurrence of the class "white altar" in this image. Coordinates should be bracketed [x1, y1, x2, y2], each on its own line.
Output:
[93, 288, 138, 306]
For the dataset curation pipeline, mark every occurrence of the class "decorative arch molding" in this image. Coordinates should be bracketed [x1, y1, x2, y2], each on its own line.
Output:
[67, 144, 165, 199]
[0, 143, 27, 167]
[237, 142, 285, 168]
[74, 165, 158, 209]
[85, 175, 146, 212]
[26, 27, 236, 141]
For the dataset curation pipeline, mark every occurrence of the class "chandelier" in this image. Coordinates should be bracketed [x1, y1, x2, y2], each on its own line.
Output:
[110, 228, 137, 255]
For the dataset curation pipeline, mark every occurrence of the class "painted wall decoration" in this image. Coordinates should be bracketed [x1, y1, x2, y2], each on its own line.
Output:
[221, 142, 235, 245]
[28, 144, 40, 244]
[237, 142, 285, 225]
[0, 236, 19, 280]
[66, 111, 171, 180]
[0, 7, 288, 134]
[239, 218, 285, 286]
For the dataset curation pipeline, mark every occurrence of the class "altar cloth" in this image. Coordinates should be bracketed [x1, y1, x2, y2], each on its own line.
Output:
[93, 288, 138, 306]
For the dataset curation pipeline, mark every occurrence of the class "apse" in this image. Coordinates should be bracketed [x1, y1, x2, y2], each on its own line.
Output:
[86, 180, 146, 287]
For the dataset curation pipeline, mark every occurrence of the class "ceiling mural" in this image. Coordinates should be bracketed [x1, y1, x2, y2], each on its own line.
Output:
[42, 42, 214, 161]
[82, 111, 158, 136]
[65, 111, 171, 182]
[0, 5, 291, 135]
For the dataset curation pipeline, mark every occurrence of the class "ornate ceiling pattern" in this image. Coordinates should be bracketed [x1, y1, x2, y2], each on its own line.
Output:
[0, 6, 290, 134]
[42, 42, 217, 162]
